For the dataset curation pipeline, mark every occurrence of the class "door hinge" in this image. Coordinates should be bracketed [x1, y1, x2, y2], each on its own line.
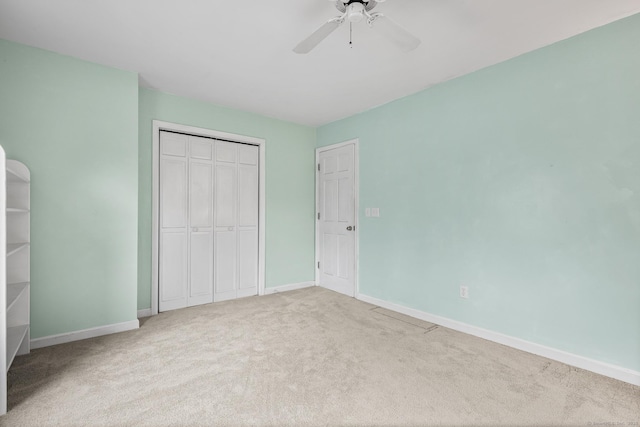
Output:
[317, 262, 320, 269]
[317, 163, 320, 171]
[317, 212, 320, 220]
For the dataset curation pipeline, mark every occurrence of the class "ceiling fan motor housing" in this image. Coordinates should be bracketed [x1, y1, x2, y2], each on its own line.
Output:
[335, 0, 378, 13]
[294, 0, 418, 54]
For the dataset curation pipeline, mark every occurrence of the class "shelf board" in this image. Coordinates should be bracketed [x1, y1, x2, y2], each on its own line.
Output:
[6, 165, 30, 183]
[6, 243, 29, 257]
[7, 282, 29, 312]
[6, 325, 29, 372]
[6, 208, 29, 214]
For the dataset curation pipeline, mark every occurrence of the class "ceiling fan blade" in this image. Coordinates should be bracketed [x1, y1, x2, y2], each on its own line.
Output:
[369, 13, 420, 52]
[293, 17, 344, 54]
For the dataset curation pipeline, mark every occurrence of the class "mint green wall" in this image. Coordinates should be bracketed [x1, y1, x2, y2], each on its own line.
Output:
[138, 88, 316, 310]
[318, 14, 640, 371]
[0, 39, 139, 338]
[1, 14, 636, 374]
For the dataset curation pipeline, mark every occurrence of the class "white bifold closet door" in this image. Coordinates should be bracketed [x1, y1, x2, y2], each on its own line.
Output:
[159, 132, 258, 312]
[213, 141, 259, 302]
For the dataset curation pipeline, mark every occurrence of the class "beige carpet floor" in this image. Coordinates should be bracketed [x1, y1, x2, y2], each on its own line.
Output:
[2, 286, 639, 426]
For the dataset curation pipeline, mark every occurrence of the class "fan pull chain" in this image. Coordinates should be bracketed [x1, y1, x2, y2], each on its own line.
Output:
[349, 22, 353, 48]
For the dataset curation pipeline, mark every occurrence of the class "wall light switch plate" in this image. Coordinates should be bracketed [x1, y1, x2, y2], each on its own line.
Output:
[372, 208, 380, 217]
[365, 208, 371, 217]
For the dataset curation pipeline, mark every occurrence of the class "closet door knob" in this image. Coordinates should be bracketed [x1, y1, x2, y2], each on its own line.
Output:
[228, 226, 234, 231]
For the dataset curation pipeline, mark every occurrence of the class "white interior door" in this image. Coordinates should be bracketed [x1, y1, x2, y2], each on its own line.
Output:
[317, 143, 356, 297]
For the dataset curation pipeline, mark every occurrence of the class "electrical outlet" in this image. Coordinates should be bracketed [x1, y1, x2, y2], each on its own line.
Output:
[365, 208, 371, 217]
[460, 286, 469, 299]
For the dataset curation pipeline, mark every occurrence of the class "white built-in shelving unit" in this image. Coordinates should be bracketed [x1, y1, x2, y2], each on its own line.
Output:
[0, 154, 31, 416]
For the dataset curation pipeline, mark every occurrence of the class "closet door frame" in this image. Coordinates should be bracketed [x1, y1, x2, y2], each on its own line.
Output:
[151, 120, 266, 316]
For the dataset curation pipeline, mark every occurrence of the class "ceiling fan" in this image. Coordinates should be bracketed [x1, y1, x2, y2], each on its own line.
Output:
[294, 0, 421, 54]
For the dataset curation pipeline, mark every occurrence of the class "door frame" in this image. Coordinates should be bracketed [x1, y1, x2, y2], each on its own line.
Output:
[315, 139, 359, 297]
[151, 120, 266, 315]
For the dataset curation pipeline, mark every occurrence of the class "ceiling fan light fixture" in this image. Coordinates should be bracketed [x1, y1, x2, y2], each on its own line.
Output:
[347, 2, 365, 23]
[294, 0, 420, 54]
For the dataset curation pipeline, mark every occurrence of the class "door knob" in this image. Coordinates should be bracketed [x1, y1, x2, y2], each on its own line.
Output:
[346, 226, 353, 231]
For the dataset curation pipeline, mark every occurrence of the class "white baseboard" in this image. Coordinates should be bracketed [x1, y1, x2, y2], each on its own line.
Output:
[138, 284, 317, 316]
[264, 281, 316, 295]
[357, 293, 640, 386]
[30, 319, 140, 350]
[137, 308, 152, 318]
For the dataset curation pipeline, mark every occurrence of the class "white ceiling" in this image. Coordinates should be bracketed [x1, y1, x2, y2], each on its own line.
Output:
[1, 1, 639, 127]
